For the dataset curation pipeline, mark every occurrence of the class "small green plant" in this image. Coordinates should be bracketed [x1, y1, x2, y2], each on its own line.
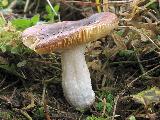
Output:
[0, 0, 8, 8]
[11, 14, 40, 30]
[0, 15, 36, 77]
[0, 14, 39, 54]
[129, 115, 136, 120]
[0, 19, 30, 55]
[132, 87, 160, 107]
[96, 91, 114, 114]
[33, 107, 45, 120]
[146, 0, 158, 9]
[116, 30, 124, 36]
[157, 35, 160, 41]
[0, 111, 14, 119]
[0, 17, 5, 27]
[0, 19, 21, 54]
[118, 50, 134, 57]
[44, 4, 60, 22]
[87, 92, 114, 120]
[86, 115, 107, 120]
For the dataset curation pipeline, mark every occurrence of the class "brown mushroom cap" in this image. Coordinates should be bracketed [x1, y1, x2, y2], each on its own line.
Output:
[22, 12, 118, 54]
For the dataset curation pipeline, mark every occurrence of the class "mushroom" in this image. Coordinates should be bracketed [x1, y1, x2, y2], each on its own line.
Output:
[22, 12, 118, 109]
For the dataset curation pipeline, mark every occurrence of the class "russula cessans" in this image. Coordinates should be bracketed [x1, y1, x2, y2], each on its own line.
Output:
[22, 12, 118, 109]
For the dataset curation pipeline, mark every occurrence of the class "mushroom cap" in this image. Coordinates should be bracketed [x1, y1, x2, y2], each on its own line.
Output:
[22, 12, 118, 54]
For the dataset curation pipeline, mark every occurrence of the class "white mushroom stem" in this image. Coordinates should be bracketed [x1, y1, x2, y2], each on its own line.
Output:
[61, 44, 95, 109]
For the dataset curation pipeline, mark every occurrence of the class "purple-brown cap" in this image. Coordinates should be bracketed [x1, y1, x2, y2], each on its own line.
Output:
[22, 12, 118, 54]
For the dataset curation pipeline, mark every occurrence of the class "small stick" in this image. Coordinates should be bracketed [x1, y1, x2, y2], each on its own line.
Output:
[96, 0, 101, 13]
[63, 0, 133, 6]
[35, 0, 40, 13]
[132, 44, 145, 74]
[117, 64, 160, 97]
[8, 0, 17, 9]
[46, 0, 58, 16]
[0, 80, 19, 93]
[46, 0, 60, 21]
[41, 80, 47, 105]
[0, 77, 5, 88]
[24, 0, 30, 13]
[0, 12, 6, 22]
[127, 64, 160, 89]
[102, 98, 107, 116]
[20, 110, 33, 120]
[103, 0, 109, 12]
[119, 26, 160, 51]
[112, 95, 120, 120]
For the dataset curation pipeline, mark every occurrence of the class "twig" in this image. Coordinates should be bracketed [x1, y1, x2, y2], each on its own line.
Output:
[0, 80, 19, 93]
[132, 44, 145, 74]
[46, 0, 57, 16]
[112, 95, 120, 120]
[116, 64, 160, 101]
[0, 12, 6, 22]
[44, 99, 52, 120]
[119, 26, 160, 51]
[0, 77, 5, 88]
[41, 80, 47, 105]
[8, 0, 17, 9]
[103, 0, 109, 12]
[14, 108, 32, 120]
[132, 26, 160, 51]
[10, 88, 17, 100]
[61, 2, 83, 11]
[109, 56, 160, 65]
[114, 64, 160, 119]
[22, 93, 35, 110]
[41, 80, 51, 120]
[102, 98, 107, 116]
[96, 0, 101, 13]
[24, 0, 30, 13]
[35, 0, 40, 13]
[27, 1, 36, 12]
[46, 0, 60, 21]
[124, 64, 160, 93]
[20, 110, 33, 120]
[109, 61, 137, 65]
[63, 0, 133, 6]
[143, 0, 157, 8]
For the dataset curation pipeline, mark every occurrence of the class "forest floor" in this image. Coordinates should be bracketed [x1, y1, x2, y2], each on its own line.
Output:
[0, 0, 160, 120]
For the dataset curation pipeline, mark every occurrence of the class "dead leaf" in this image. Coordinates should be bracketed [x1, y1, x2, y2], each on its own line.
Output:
[132, 87, 160, 107]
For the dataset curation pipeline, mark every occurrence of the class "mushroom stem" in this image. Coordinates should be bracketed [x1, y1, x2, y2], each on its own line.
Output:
[61, 44, 95, 109]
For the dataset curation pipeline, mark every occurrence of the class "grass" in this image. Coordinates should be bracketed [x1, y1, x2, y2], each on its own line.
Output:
[0, 0, 160, 119]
